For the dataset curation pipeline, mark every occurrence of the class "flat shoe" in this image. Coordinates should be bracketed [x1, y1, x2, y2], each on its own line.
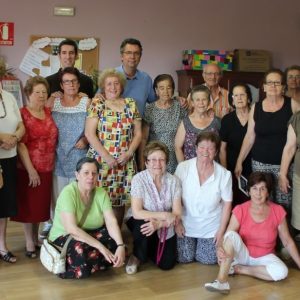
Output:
[126, 255, 139, 275]
[0, 250, 17, 263]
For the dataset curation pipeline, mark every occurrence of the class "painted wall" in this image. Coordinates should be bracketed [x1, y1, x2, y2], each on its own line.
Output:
[0, 0, 299, 86]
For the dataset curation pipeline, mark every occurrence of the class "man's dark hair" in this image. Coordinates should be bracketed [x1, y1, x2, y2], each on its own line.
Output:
[58, 39, 78, 56]
[120, 38, 142, 54]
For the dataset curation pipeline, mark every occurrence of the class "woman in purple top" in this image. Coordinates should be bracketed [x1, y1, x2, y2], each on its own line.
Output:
[175, 85, 220, 162]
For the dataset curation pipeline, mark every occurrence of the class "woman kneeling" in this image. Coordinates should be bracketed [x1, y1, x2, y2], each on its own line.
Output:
[125, 141, 182, 274]
[205, 172, 300, 294]
[48, 157, 125, 279]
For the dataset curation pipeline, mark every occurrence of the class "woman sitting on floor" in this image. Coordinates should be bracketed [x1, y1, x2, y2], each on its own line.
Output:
[205, 172, 300, 294]
[48, 157, 125, 279]
[125, 141, 182, 274]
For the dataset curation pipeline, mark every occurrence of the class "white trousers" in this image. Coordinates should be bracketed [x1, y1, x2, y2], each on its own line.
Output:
[224, 231, 288, 281]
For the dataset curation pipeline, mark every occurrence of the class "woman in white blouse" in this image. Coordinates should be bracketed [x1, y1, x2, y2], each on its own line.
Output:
[125, 141, 182, 274]
[0, 87, 25, 263]
[175, 131, 232, 265]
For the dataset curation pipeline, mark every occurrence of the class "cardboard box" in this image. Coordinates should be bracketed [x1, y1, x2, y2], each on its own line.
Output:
[234, 49, 271, 72]
[182, 50, 233, 71]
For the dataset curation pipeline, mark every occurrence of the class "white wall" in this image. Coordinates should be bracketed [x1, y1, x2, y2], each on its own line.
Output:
[1, 0, 299, 86]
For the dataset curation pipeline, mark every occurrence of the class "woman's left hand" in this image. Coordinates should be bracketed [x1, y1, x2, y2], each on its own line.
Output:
[112, 246, 125, 268]
[140, 219, 159, 236]
[117, 151, 131, 166]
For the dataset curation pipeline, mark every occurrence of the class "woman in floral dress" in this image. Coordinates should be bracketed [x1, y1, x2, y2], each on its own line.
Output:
[85, 69, 142, 225]
[140, 74, 186, 174]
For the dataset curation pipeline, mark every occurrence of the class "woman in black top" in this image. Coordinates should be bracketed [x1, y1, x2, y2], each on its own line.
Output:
[220, 83, 252, 207]
[235, 69, 300, 214]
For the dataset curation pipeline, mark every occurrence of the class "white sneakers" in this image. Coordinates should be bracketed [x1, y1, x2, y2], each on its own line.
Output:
[204, 280, 230, 294]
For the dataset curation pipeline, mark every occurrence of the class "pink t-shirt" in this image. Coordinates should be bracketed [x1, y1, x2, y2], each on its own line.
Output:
[233, 201, 286, 258]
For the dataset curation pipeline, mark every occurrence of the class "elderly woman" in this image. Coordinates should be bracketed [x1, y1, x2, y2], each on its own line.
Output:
[11, 76, 58, 258]
[41, 67, 91, 238]
[125, 141, 182, 274]
[220, 83, 252, 207]
[175, 132, 232, 264]
[175, 85, 220, 163]
[139, 74, 187, 174]
[205, 172, 300, 294]
[0, 86, 25, 263]
[285, 65, 300, 101]
[48, 157, 125, 279]
[279, 110, 300, 241]
[235, 69, 300, 216]
[85, 68, 142, 225]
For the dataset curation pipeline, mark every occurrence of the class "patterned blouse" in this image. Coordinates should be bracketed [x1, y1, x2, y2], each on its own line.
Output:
[52, 97, 88, 178]
[183, 116, 221, 160]
[127, 169, 181, 239]
[144, 100, 187, 174]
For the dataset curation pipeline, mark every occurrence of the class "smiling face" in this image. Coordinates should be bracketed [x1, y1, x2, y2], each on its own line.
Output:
[196, 139, 217, 162]
[145, 150, 167, 177]
[103, 76, 123, 100]
[28, 83, 48, 108]
[249, 181, 269, 205]
[155, 79, 174, 101]
[202, 64, 221, 88]
[232, 86, 249, 109]
[58, 45, 77, 68]
[191, 91, 210, 113]
[75, 162, 98, 192]
[121, 44, 142, 71]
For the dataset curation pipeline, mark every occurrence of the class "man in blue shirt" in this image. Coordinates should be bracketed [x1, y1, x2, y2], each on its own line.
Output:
[116, 38, 156, 116]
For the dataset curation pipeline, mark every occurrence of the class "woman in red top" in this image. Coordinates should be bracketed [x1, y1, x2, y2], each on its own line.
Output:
[11, 76, 58, 258]
[205, 172, 300, 294]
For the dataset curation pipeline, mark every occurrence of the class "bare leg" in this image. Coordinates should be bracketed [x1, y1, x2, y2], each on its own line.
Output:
[217, 237, 234, 283]
[234, 264, 273, 281]
[23, 223, 35, 251]
[0, 218, 8, 251]
[32, 223, 40, 246]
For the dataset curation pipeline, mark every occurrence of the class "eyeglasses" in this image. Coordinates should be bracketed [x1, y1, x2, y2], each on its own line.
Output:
[265, 81, 282, 86]
[62, 79, 78, 85]
[147, 158, 166, 164]
[287, 75, 300, 80]
[203, 72, 221, 77]
[122, 51, 141, 57]
[232, 94, 247, 98]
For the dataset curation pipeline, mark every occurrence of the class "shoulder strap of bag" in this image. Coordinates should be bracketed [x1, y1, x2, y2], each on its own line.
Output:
[53, 188, 96, 259]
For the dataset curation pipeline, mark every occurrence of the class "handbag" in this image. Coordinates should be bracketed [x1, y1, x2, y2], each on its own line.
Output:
[40, 190, 95, 274]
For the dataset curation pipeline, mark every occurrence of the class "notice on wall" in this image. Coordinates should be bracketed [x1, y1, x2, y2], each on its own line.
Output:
[0, 22, 14, 46]
[19, 46, 49, 76]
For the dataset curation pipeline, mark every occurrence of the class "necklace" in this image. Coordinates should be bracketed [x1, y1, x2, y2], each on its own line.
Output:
[0, 94, 7, 119]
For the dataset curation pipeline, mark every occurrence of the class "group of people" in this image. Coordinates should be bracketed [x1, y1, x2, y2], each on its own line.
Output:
[1, 36, 300, 294]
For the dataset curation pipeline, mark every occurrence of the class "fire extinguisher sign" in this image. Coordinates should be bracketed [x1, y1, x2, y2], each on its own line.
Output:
[0, 22, 14, 46]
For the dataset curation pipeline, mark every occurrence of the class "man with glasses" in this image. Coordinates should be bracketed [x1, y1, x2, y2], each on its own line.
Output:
[202, 63, 231, 118]
[115, 38, 156, 116]
[46, 39, 94, 99]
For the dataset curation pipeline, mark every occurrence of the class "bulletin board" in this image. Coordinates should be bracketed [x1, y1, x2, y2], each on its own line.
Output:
[24, 35, 99, 77]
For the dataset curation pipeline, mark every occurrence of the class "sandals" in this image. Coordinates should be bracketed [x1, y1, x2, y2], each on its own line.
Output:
[126, 255, 139, 275]
[0, 250, 17, 263]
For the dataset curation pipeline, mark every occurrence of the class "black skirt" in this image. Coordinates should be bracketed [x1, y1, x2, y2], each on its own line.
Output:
[0, 156, 17, 218]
